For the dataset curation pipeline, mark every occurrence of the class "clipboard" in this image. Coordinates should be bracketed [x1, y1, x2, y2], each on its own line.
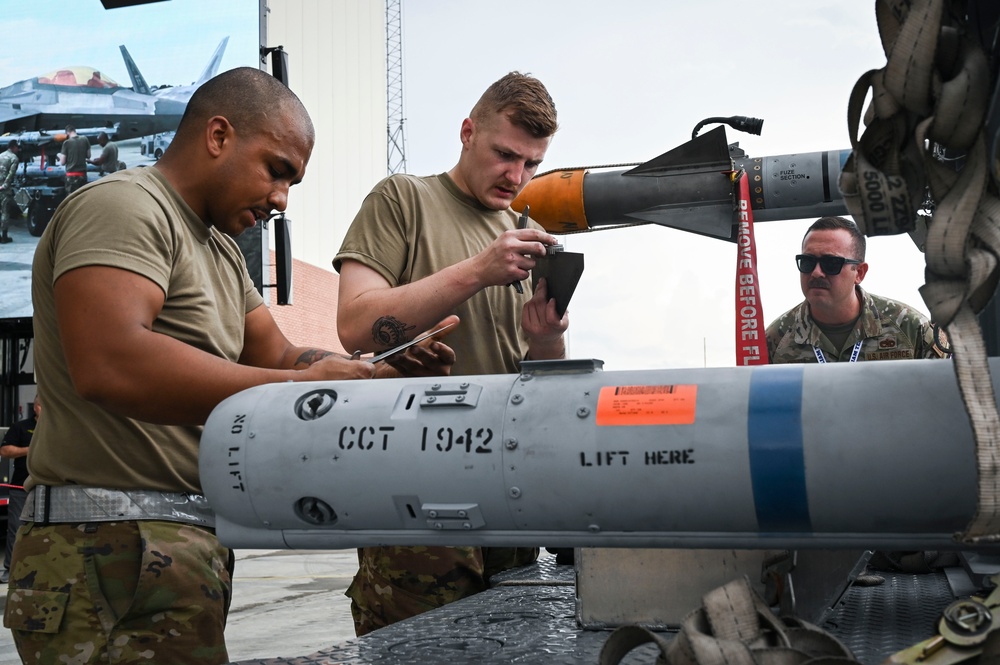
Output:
[531, 247, 584, 318]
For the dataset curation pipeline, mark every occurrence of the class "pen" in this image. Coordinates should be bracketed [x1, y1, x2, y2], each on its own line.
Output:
[368, 322, 457, 363]
[510, 205, 530, 294]
[350, 321, 458, 364]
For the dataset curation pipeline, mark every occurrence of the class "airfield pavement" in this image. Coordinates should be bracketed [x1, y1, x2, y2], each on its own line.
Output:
[0, 548, 363, 663]
[0, 138, 156, 321]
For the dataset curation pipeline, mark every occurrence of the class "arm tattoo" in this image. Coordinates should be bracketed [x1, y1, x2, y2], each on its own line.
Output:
[372, 316, 416, 348]
[296, 348, 334, 366]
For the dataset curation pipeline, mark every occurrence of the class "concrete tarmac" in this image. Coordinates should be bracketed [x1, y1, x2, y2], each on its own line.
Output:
[0, 137, 157, 319]
[0, 548, 362, 663]
[0, 219, 37, 319]
[224, 549, 359, 661]
[0, 200, 41, 320]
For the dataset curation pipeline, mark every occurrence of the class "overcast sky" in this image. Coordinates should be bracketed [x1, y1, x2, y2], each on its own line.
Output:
[4, 0, 928, 371]
[1, 0, 256, 86]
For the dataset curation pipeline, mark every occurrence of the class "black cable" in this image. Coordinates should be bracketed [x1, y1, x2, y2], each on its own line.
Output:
[692, 115, 764, 139]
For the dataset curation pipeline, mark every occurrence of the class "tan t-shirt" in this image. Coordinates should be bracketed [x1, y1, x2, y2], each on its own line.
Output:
[334, 173, 537, 376]
[29, 166, 263, 493]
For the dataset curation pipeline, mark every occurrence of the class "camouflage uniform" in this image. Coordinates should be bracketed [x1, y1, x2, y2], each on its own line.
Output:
[765, 286, 946, 363]
[349, 546, 538, 636]
[0, 147, 19, 237]
[4, 521, 233, 665]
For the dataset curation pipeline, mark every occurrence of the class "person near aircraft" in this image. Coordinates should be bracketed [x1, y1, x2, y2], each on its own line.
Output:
[0, 140, 20, 243]
[88, 132, 120, 175]
[58, 126, 91, 195]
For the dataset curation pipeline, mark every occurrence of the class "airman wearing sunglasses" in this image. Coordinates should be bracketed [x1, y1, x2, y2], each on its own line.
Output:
[765, 216, 947, 364]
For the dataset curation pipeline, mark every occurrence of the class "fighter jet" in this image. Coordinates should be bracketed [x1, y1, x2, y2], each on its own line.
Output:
[119, 37, 229, 103]
[0, 65, 186, 139]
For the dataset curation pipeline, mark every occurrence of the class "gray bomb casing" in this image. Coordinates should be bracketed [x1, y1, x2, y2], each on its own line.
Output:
[200, 358, 977, 551]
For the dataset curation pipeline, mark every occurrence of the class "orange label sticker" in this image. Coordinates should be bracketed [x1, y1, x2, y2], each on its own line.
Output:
[596, 385, 697, 426]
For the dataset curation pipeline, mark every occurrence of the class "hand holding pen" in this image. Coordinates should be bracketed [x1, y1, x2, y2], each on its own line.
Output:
[509, 205, 529, 294]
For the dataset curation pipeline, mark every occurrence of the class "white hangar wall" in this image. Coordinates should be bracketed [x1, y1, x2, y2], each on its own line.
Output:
[263, 0, 387, 273]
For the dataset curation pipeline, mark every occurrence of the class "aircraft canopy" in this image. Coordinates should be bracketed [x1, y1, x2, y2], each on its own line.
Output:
[37, 67, 120, 89]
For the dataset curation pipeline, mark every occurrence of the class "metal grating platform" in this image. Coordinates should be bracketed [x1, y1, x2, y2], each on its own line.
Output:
[820, 571, 956, 663]
[232, 560, 959, 665]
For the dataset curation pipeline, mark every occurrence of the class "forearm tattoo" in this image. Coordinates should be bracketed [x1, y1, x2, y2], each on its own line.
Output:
[296, 348, 334, 366]
[372, 316, 415, 348]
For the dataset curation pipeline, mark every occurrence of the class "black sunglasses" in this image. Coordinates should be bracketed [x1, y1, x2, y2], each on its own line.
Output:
[795, 254, 861, 276]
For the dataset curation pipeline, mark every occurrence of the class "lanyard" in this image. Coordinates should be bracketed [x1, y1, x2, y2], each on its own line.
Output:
[813, 340, 863, 364]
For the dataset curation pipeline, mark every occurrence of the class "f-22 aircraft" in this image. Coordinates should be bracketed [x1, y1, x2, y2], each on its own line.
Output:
[0, 36, 230, 142]
[0, 66, 185, 140]
[0, 40, 231, 238]
[119, 37, 229, 104]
